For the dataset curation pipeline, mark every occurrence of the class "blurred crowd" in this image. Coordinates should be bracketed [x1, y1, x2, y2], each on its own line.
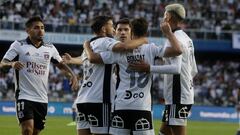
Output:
[0, 60, 239, 107]
[0, 0, 240, 35]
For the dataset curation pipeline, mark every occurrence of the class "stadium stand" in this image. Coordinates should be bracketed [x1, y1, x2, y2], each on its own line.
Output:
[0, 0, 240, 39]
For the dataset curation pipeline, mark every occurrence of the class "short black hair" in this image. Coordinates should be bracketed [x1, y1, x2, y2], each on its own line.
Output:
[25, 16, 44, 28]
[91, 16, 113, 34]
[115, 18, 131, 28]
[131, 18, 148, 37]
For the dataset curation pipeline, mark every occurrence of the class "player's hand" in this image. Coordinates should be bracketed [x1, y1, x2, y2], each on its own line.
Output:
[12, 61, 24, 70]
[128, 60, 150, 73]
[69, 75, 79, 91]
[62, 53, 72, 64]
[160, 22, 172, 37]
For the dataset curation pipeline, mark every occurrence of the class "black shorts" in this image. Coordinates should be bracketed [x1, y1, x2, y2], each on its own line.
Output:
[162, 104, 192, 126]
[76, 103, 111, 134]
[109, 110, 154, 135]
[16, 99, 47, 130]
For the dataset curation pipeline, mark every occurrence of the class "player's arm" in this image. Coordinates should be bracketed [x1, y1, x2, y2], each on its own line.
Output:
[55, 62, 79, 90]
[62, 53, 83, 65]
[83, 41, 104, 64]
[129, 58, 181, 74]
[160, 22, 182, 57]
[111, 37, 148, 52]
[1, 58, 25, 70]
[1, 41, 25, 70]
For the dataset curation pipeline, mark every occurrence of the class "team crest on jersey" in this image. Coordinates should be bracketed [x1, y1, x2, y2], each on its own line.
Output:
[43, 52, 50, 60]
[18, 111, 24, 119]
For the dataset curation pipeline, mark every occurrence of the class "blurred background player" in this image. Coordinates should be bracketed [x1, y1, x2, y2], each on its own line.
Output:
[0, 16, 78, 135]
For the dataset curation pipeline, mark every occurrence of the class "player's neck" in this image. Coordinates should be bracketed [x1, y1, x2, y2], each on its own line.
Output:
[95, 32, 107, 37]
[170, 23, 179, 31]
[29, 37, 42, 47]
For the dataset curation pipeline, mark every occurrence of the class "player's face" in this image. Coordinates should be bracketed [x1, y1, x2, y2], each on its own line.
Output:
[115, 24, 131, 42]
[104, 20, 115, 37]
[27, 21, 45, 42]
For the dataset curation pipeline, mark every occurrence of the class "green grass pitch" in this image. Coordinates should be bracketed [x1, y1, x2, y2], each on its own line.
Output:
[0, 115, 237, 135]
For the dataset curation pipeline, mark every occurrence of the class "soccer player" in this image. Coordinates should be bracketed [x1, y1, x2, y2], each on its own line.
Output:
[63, 16, 147, 135]
[115, 18, 132, 43]
[0, 16, 78, 135]
[129, 4, 198, 135]
[83, 18, 182, 135]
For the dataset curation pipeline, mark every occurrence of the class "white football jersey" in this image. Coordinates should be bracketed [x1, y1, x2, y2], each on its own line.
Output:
[163, 30, 198, 104]
[3, 38, 62, 103]
[76, 37, 120, 104]
[100, 43, 165, 111]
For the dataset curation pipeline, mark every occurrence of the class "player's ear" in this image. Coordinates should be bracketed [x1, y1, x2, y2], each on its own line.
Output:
[101, 26, 106, 33]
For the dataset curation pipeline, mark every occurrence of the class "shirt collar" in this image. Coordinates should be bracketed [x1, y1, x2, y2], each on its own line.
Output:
[26, 37, 44, 48]
[172, 27, 181, 33]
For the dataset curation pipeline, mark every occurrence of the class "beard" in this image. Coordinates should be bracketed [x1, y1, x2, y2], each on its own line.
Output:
[35, 36, 44, 42]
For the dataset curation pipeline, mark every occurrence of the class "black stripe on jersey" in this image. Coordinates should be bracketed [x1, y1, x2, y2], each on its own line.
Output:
[13, 55, 20, 100]
[51, 58, 59, 64]
[172, 75, 181, 104]
[103, 64, 112, 103]
[115, 64, 120, 89]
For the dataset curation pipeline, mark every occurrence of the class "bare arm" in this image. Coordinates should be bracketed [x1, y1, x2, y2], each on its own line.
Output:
[112, 37, 148, 52]
[62, 53, 83, 65]
[160, 22, 182, 57]
[83, 41, 104, 64]
[1, 58, 24, 70]
[55, 62, 79, 90]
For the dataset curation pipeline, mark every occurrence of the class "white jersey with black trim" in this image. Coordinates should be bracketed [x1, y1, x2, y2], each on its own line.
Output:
[76, 37, 120, 104]
[100, 43, 165, 111]
[163, 30, 198, 105]
[3, 38, 62, 103]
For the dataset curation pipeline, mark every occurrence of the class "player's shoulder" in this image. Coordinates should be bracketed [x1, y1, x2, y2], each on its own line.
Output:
[15, 39, 27, 46]
[174, 30, 191, 40]
[142, 42, 157, 49]
[43, 42, 55, 48]
[101, 37, 117, 43]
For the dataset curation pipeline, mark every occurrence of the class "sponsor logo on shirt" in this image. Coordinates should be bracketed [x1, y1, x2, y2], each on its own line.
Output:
[26, 61, 47, 75]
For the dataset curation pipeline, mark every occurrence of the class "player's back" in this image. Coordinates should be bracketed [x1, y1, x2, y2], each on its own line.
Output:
[76, 37, 119, 104]
[114, 43, 165, 111]
[163, 30, 198, 105]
